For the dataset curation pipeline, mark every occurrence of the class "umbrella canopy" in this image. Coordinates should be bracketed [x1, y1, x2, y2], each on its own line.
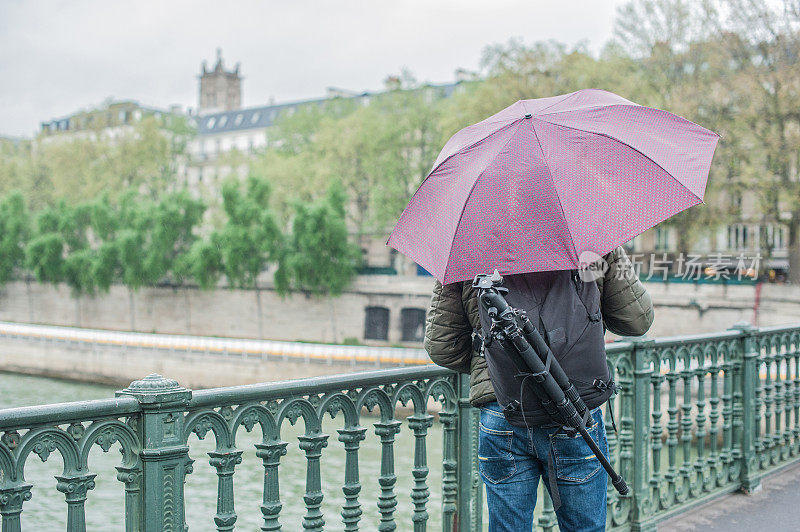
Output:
[387, 89, 719, 284]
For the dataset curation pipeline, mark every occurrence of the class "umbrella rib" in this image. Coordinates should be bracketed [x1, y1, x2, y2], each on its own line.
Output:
[528, 120, 580, 267]
[532, 90, 581, 115]
[537, 103, 718, 138]
[532, 115, 705, 201]
[426, 118, 523, 180]
[537, 102, 638, 117]
[442, 119, 525, 283]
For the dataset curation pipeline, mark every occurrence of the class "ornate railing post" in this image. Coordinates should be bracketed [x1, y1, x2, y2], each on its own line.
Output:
[455, 372, 481, 532]
[629, 337, 655, 531]
[118, 374, 193, 532]
[730, 322, 761, 493]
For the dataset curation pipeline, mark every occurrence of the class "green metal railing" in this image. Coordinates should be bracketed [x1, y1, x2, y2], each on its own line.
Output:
[0, 322, 799, 531]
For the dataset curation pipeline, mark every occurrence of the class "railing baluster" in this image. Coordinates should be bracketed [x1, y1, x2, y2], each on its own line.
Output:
[694, 361, 707, 482]
[254, 440, 288, 531]
[782, 350, 793, 459]
[631, 338, 653, 527]
[208, 449, 243, 531]
[707, 355, 721, 487]
[679, 361, 693, 497]
[650, 372, 664, 504]
[57, 472, 97, 532]
[764, 350, 774, 465]
[0, 483, 31, 532]
[374, 420, 401, 531]
[537, 488, 557, 532]
[116, 465, 142, 532]
[665, 370, 679, 500]
[753, 354, 764, 464]
[298, 431, 329, 531]
[437, 410, 458, 530]
[721, 360, 734, 475]
[794, 346, 800, 454]
[338, 427, 366, 531]
[408, 413, 433, 532]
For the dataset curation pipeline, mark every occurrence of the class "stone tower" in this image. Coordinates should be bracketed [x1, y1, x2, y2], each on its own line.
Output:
[198, 49, 242, 114]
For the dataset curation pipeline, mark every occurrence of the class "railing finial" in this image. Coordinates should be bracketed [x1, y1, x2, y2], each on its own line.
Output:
[117, 374, 191, 405]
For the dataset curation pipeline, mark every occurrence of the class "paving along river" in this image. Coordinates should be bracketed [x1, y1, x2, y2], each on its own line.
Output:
[0, 371, 469, 531]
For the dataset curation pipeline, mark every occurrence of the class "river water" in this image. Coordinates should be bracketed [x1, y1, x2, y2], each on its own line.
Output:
[0, 372, 477, 531]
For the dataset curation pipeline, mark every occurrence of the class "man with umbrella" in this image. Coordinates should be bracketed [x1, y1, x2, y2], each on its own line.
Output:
[389, 89, 718, 531]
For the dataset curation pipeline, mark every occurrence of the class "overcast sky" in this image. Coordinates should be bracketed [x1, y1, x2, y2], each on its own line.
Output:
[0, 0, 626, 137]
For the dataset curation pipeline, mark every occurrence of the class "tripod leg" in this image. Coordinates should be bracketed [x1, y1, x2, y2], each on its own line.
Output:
[576, 424, 629, 495]
[516, 313, 590, 420]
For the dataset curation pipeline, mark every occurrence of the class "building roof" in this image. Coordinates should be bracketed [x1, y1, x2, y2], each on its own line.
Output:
[40, 100, 174, 132]
[195, 97, 329, 136]
[195, 81, 461, 137]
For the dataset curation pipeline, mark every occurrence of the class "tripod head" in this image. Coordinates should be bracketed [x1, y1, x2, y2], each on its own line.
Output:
[472, 269, 507, 292]
[473, 271, 517, 334]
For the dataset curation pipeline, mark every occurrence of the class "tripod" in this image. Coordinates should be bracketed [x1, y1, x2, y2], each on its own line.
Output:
[473, 271, 629, 497]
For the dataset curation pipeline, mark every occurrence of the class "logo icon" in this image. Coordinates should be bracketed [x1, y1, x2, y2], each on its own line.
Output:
[578, 250, 608, 282]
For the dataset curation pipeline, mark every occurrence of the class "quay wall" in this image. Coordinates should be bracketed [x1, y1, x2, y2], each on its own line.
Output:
[1, 278, 799, 345]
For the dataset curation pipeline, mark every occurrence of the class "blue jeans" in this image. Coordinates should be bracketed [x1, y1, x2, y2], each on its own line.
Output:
[478, 401, 608, 532]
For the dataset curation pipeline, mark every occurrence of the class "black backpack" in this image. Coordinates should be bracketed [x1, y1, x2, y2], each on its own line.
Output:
[475, 270, 615, 428]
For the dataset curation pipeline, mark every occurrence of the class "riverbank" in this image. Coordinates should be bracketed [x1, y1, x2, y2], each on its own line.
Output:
[0, 321, 426, 388]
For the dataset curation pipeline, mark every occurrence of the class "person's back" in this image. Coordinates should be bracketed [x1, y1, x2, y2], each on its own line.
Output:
[424, 246, 653, 532]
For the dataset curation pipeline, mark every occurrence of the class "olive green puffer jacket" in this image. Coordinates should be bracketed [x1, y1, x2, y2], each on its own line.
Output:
[423, 247, 654, 406]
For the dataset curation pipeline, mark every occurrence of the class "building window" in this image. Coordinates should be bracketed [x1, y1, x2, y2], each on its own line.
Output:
[401, 308, 426, 342]
[206, 117, 216, 129]
[761, 224, 788, 251]
[727, 224, 749, 251]
[251, 112, 261, 123]
[218, 116, 227, 127]
[234, 114, 244, 126]
[654, 226, 670, 251]
[364, 307, 390, 341]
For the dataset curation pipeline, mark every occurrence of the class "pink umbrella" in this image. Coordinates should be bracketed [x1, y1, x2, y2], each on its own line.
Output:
[387, 89, 719, 284]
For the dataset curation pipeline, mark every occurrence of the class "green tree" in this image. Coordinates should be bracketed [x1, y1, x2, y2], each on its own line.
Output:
[612, 0, 729, 254]
[706, 0, 800, 281]
[214, 176, 284, 337]
[0, 140, 36, 200]
[144, 191, 205, 284]
[284, 181, 361, 296]
[25, 233, 64, 288]
[0, 192, 29, 286]
[185, 236, 224, 290]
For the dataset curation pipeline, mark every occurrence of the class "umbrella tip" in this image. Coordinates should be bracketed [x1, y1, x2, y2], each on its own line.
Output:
[524, 113, 532, 119]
